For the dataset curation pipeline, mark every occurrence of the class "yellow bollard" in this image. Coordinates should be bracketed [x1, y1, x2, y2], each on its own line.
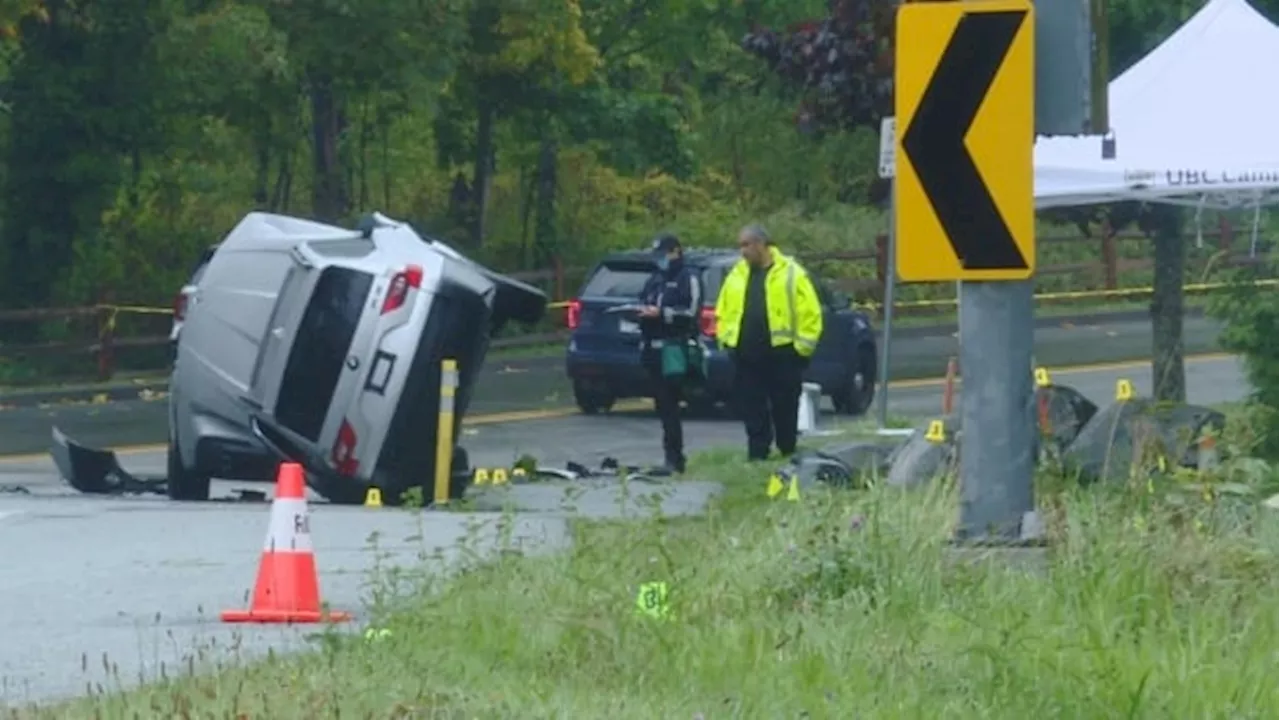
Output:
[433, 359, 459, 506]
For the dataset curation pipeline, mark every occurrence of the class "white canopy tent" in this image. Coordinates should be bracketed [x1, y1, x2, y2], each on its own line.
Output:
[874, 0, 1279, 430]
[1033, 0, 1279, 211]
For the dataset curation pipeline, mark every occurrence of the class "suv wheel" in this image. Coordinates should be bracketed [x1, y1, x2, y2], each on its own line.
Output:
[166, 441, 211, 501]
[832, 344, 877, 416]
[573, 381, 615, 415]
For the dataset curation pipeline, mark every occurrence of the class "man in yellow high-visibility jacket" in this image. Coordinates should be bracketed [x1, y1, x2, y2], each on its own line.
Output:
[714, 223, 824, 461]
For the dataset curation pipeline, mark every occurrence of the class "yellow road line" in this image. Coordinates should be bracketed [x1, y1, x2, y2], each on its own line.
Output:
[0, 352, 1235, 464]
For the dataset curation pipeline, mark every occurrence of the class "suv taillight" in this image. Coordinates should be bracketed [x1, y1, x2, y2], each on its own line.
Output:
[331, 419, 359, 476]
[566, 299, 582, 330]
[698, 307, 716, 338]
[381, 264, 424, 315]
[173, 292, 189, 322]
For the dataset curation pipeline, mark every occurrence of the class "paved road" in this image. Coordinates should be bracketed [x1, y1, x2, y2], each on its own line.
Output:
[0, 313, 1226, 456]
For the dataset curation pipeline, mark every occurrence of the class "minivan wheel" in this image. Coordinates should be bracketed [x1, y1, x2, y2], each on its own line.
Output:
[166, 442, 211, 501]
[832, 344, 877, 416]
[573, 382, 615, 415]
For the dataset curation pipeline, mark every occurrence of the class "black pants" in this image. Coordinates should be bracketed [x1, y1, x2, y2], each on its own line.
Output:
[732, 346, 804, 461]
[643, 350, 685, 468]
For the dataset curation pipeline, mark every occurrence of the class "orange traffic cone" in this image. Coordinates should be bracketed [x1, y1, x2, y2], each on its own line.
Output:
[221, 462, 351, 624]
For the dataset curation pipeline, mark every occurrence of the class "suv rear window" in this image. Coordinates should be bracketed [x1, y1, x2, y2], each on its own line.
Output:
[580, 262, 653, 298]
[581, 260, 723, 306]
[276, 266, 374, 442]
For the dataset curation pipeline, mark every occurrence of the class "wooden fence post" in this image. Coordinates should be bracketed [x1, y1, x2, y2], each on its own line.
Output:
[96, 304, 115, 382]
[1218, 215, 1233, 251]
[874, 234, 887, 287]
[1100, 220, 1118, 290]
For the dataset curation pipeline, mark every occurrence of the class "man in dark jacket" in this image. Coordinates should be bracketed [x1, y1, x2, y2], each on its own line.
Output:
[637, 233, 702, 473]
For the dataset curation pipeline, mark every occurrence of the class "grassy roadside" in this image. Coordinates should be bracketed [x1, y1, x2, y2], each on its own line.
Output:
[18, 427, 1280, 718]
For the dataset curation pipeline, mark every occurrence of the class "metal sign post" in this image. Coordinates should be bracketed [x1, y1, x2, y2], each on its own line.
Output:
[894, 0, 1040, 543]
[875, 116, 897, 431]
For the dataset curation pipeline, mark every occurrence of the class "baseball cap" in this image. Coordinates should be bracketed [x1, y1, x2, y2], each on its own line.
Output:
[651, 233, 682, 254]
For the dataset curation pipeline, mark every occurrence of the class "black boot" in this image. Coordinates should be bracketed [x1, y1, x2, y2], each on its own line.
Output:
[664, 453, 686, 474]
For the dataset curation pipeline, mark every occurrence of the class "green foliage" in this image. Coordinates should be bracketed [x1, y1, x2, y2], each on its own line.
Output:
[1206, 250, 1279, 458]
[0, 0, 1268, 324]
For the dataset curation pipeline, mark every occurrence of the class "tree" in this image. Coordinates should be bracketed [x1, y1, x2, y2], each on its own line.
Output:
[434, 0, 599, 249]
[1, 0, 173, 310]
[259, 0, 470, 222]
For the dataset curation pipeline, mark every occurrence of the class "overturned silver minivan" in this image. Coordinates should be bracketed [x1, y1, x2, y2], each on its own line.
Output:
[168, 211, 546, 504]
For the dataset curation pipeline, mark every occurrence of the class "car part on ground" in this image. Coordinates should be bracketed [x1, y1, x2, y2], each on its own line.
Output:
[1060, 397, 1227, 484]
[1035, 383, 1100, 457]
[51, 426, 267, 503]
[167, 211, 546, 505]
[770, 445, 892, 493]
[883, 415, 962, 489]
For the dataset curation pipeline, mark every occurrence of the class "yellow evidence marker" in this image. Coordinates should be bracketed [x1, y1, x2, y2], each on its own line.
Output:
[1115, 379, 1134, 402]
[492, 468, 509, 486]
[766, 473, 785, 498]
[512, 467, 528, 481]
[924, 419, 946, 444]
[1033, 367, 1051, 387]
[473, 468, 490, 486]
[785, 476, 801, 502]
[635, 581, 671, 620]
[363, 487, 383, 508]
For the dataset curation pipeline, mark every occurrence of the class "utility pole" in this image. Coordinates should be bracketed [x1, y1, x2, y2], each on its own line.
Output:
[894, 0, 1100, 546]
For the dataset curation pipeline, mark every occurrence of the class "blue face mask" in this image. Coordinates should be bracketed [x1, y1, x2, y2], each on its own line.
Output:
[655, 256, 670, 271]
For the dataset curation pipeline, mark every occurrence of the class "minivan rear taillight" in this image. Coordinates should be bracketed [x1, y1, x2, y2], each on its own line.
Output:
[698, 307, 716, 338]
[331, 419, 359, 476]
[173, 292, 189, 322]
[381, 264, 424, 315]
[566, 299, 582, 329]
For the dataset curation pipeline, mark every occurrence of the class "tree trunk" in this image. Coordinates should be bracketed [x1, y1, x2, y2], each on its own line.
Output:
[469, 97, 496, 248]
[380, 112, 392, 212]
[309, 72, 348, 222]
[357, 98, 371, 211]
[252, 130, 271, 209]
[1150, 207, 1186, 403]
[532, 132, 558, 269]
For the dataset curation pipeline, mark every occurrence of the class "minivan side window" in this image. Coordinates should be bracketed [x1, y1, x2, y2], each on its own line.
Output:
[580, 262, 653, 298]
[275, 266, 374, 442]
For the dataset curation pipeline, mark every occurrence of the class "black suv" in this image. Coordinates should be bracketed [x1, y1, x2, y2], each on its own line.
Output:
[563, 248, 878, 415]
